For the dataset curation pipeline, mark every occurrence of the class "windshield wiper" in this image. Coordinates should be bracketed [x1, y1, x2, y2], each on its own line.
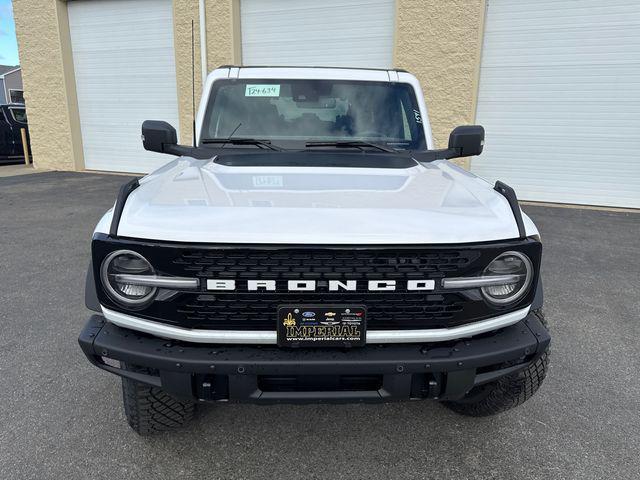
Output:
[305, 141, 396, 153]
[201, 138, 282, 151]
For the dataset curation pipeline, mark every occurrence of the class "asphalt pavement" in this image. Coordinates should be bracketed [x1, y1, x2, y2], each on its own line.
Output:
[1, 171, 639, 480]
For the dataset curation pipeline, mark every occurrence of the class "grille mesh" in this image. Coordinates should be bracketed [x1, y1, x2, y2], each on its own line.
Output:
[173, 249, 479, 282]
[176, 292, 466, 330]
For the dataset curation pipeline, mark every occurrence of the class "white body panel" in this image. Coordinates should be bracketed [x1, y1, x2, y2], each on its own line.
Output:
[68, 0, 180, 174]
[472, 0, 640, 208]
[97, 155, 537, 244]
[240, 0, 395, 69]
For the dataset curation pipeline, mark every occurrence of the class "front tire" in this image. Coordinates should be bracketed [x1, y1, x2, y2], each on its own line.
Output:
[444, 309, 549, 417]
[121, 365, 195, 435]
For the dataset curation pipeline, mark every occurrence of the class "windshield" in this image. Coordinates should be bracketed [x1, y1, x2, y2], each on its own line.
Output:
[201, 79, 426, 150]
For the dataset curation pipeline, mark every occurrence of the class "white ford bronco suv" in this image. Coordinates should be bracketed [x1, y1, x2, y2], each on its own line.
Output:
[79, 66, 550, 434]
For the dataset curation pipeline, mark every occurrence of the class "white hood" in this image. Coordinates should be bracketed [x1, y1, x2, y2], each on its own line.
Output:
[97, 156, 537, 244]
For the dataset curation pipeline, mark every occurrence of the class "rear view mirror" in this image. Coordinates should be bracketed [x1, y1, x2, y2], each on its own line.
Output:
[448, 125, 484, 157]
[142, 120, 177, 153]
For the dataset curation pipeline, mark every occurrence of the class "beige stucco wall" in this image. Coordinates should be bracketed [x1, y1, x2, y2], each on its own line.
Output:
[205, 0, 240, 68]
[173, 0, 237, 145]
[173, 0, 204, 145]
[12, 0, 83, 171]
[394, 0, 485, 168]
[12, 0, 484, 171]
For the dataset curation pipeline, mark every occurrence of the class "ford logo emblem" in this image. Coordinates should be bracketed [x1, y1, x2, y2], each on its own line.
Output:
[302, 311, 316, 318]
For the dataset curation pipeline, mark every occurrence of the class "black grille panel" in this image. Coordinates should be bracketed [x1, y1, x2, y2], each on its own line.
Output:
[172, 249, 480, 282]
[170, 249, 477, 329]
[176, 292, 465, 330]
[92, 236, 542, 333]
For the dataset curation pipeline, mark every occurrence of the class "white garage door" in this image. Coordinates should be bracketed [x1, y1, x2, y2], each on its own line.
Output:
[472, 0, 640, 208]
[68, 0, 180, 173]
[241, 0, 395, 68]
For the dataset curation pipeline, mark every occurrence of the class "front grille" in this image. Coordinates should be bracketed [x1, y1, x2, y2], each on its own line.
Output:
[92, 236, 542, 333]
[172, 249, 479, 281]
[176, 292, 465, 330]
[170, 248, 475, 329]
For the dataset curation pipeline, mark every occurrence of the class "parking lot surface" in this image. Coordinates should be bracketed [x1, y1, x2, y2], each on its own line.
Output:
[1, 172, 639, 480]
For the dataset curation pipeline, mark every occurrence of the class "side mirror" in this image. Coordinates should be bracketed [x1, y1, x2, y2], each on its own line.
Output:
[448, 125, 484, 157]
[412, 125, 485, 163]
[141, 120, 177, 153]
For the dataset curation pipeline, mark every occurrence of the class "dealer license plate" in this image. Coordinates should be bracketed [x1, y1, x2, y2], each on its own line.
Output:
[277, 305, 366, 348]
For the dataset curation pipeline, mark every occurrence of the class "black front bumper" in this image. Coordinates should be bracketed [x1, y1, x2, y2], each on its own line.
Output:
[78, 313, 550, 403]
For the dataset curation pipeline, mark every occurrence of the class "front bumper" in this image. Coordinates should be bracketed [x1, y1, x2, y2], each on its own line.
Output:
[79, 313, 550, 403]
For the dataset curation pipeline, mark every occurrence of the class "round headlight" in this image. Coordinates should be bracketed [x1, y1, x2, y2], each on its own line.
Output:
[481, 251, 533, 305]
[101, 250, 157, 306]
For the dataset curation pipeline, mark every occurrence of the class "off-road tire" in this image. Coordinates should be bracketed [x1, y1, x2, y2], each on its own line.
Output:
[533, 308, 548, 329]
[121, 365, 195, 435]
[444, 309, 549, 417]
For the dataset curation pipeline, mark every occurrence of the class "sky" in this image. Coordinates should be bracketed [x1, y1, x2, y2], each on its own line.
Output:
[0, 0, 19, 66]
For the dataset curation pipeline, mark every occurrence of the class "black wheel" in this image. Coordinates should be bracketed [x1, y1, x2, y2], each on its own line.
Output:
[121, 365, 195, 435]
[444, 309, 549, 417]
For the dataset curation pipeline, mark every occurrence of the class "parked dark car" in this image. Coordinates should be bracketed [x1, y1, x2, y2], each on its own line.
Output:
[0, 104, 29, 163]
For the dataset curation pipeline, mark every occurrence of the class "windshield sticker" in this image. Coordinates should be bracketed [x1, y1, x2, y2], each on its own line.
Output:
[413, 109, 423, 124]
[245, 84, 280, 97]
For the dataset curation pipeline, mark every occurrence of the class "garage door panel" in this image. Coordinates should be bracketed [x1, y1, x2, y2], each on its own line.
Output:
[68, 0, 180, 173]
[479, 67, 640, 107]
[484, 135, 640, 151]
[484, 0, 640, 27]
[482, 36, 640, 62]
[241, 0, 395, 68]
[472, 0, 640, 208]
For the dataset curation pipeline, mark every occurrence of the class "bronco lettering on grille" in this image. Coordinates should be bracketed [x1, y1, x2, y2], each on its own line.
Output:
[205, 279, 436, 292]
